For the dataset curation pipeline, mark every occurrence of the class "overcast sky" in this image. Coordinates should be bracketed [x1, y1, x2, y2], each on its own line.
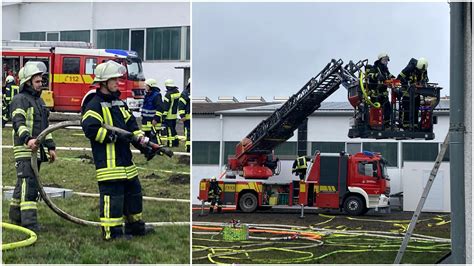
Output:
[192, 2, 450, 102]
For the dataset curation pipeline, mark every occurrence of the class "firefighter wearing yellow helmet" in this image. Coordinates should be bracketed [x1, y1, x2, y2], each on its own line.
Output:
[8, 61, 57, 232]
[397, 57, 429, 129]
[178, 77, 191, 152]
[81, 60, 154, 240]
[163, 79, 181, 147]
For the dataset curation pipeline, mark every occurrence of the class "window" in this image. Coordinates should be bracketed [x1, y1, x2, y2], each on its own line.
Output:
[347, 143, 361, 155]
[46, 32, 59, 41]
[192, 141, 220, 165]
[60, 30, 90, 42]
[131, 30, 145, 60]
[63, 57, 80, 74]
[358, 161, 376, 177]
[442, 143, 450, 161]
[20, 32, 46, 41]
[363, 142, 398, 167]
[403, 143, 439, 162]
[274, 142, 297, 156]
[223, 141, 239, 165]
[85, 58, 97, 74]
[311, 142, 345, 154]
[146, 27, 181, 60]
[97, 29, 129, 50]
[186, 26, 190, 60]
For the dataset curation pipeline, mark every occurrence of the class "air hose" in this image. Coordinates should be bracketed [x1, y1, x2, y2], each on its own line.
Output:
[2, 222, 37, 251]
[30, 120, 189, 227]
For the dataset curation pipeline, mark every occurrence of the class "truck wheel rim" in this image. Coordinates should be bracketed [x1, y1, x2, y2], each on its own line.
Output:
[244, 198, 254, 208]
[349, 200, 359, 210]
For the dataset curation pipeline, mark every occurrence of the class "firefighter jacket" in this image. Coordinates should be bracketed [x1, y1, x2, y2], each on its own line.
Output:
[81, 89, 144, 182]
[141, 87, 164, 129]
[366, 60, 395, 97]
[292, 156, 311, 172]
[163, 87, 181, 120]
[4, 82, 20, 104]
[208, 181, 222, 198]
[10, 84, 55, 161]
[178, 87, 190, 120]
[397, 58, 429, 86]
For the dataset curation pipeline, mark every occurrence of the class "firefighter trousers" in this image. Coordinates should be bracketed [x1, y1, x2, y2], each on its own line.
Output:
[9, 159, 42, 230]
[209, 195, 222, 213]
[165, 119, 179, 147]
[143, 128, 161, 146]
[184, 120, 190, 152]
[401, 95, 420, 128]
[98, 176, 146, 240]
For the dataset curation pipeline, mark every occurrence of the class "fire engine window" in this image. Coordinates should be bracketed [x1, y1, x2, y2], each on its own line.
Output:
[358, 162, 376, 177]
[63, 57, 81, 74]
[85, 58, 97, 74]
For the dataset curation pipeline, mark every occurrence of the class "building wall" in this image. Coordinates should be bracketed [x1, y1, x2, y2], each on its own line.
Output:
[2, 2, 190, 88]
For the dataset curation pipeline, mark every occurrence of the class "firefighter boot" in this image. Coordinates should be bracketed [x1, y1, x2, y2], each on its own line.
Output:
[209, 207, 214, 213]
[217, 206, 222, 213]
[8, 199, 21, 225]
[125, 220, 155, 236]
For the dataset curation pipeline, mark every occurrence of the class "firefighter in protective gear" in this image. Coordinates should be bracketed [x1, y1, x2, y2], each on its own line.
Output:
[141, 78, 164, 146]
[8, 61, 57, 232]
[3, 75, 20, 127]
[178, 78, 190, 152]
[292, 156, 311, 181]
[397, 57, 429, 129]
[163, 79, 181, 147]
[81, 60, 153, 240]
[366, 53, 395, 128]
[208, 177, 222, 213]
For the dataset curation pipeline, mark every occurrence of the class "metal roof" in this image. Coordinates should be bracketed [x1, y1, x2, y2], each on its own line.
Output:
[193, 100, 450, 116]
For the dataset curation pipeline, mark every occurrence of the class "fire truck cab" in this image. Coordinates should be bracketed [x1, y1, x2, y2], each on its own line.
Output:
[2, 44, 146, 112]
[198, 151, 390, 215]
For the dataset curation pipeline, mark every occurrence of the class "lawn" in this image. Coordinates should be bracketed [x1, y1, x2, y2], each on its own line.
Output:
[2, 126, 190, 264]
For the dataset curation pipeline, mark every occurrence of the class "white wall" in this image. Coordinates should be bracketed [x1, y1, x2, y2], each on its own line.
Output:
[142, 62, 188, 91]
[2, 4, 20, 40]
[4, 2, 189, 36]
[402, 161, 451, 212]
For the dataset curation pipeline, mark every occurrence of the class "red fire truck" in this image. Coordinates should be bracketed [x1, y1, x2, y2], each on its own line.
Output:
[2, 44, 145, 112]
[199, 151, 390, 215]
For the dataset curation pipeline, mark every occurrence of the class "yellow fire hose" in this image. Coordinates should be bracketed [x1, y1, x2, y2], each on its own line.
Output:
[359, 70, 381, 109]
[2, 222, 37, 251]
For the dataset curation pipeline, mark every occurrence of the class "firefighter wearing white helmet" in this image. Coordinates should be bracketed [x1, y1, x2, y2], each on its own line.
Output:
[81, 60, 155, 240]
[3, 75, 20, 127]
[141, 78, 164, 146]
[397, 57, 429, 129]
[163, 78, 181, 147]
[208, 176, 223, 213]
[367, 53, 395, 128]
[9, 61, 57, 232]
[178, 77, 191, 152]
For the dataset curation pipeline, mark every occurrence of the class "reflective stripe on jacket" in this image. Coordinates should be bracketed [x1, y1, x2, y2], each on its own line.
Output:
[81, 90, 144, 182]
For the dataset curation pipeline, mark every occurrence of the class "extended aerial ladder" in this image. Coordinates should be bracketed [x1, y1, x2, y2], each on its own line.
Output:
[227, 59, 442, 179]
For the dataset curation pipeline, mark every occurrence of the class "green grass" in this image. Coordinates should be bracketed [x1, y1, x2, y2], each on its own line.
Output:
[2, 127, 190, 264]
[193, 232, 450, 264]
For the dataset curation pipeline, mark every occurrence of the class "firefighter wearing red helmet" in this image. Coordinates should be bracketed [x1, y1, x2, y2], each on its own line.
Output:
[8, 61, 57, 232]
[81, 60, 154, 240]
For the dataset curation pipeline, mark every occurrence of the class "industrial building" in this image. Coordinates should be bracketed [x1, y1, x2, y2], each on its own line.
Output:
[192, 96, 451, 213]
[2, 1, 190, 88]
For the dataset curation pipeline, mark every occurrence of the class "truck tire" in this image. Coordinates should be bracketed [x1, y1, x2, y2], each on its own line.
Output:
[343, 195, 366, 216]
[239, 193, 258, 213]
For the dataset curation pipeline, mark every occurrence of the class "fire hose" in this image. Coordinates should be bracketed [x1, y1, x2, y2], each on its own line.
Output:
[29, 120, 189, 227]
[359, 71, 381, 109]
[2, 222, 37, 251]
[192, 219, 450, 264]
